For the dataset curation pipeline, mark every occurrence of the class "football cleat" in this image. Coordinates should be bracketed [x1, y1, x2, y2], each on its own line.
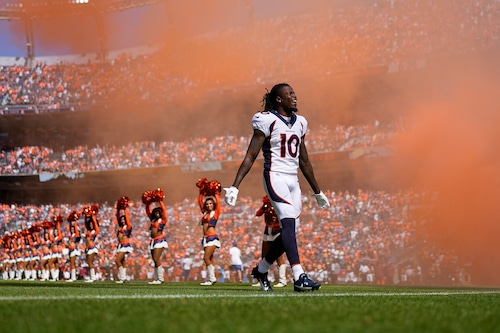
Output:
[251, 266, 273, 292]
[148, 280, 163, 285]
[200, 280, 217, 286]
[273, 282, 287, 288]
[294, 273, 321, 292]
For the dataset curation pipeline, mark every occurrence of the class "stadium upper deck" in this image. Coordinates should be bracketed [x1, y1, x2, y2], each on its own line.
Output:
[0, 0, 498, 108]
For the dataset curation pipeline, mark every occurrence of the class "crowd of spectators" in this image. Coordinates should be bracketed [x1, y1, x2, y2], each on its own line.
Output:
[0, 0, 498, 111]
[0, 188, 470, 286]
[0, 122, 398, 175]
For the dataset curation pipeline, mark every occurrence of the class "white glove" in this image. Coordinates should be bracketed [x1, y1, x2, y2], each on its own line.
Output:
[224, 186, 239, 206]
[313, 191, 330, 209]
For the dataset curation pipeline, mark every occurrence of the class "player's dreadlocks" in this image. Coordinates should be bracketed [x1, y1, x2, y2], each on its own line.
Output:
[261, 83, 290, 111]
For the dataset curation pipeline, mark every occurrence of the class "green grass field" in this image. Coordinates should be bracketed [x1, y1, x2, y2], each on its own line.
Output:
[1, 281, 498, 333]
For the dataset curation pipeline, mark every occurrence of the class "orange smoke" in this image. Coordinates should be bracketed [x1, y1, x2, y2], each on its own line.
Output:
[391, 55, 500, 286]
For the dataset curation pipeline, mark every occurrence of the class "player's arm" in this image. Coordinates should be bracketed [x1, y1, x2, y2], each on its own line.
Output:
[298, 136, 321, 194]
[299, 136, 330, 209]
[231, 129, 266, 188]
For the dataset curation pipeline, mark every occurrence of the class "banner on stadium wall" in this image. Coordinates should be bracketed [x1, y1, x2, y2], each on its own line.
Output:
[349, 147, 393, 159]
[39, 172, 85, 182]
[180, 162, 222, 173]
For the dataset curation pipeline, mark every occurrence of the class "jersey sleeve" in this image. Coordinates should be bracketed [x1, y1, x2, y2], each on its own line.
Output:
[297, 115, 308, 137]
[252, 112, 272, 137]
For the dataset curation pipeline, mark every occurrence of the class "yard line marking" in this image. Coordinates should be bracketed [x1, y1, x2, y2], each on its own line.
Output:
[0, 290, 498, 301]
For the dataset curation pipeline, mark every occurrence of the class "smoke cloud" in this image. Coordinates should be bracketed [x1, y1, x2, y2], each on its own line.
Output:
[388, 54, 500, 286]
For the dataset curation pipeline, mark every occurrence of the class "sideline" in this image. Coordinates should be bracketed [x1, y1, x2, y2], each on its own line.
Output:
[1, 290, 499, 301]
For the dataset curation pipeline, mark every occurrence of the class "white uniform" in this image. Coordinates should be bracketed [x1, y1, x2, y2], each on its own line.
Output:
[252, 110, 308, 220]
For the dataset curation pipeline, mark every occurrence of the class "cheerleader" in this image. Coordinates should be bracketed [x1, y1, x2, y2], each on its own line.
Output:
[256, 196, 288, 288]
[143, 188, 168, 284]
[20, 226, 37, 281]
[27, 223, 42, 281]
[1, 232, 14, 280]
[12, 230, 25, 280]
[115, 196, 133, 283]
[7, 250, 17, 280]
[47, 215, 64, 281]
[82, 205, 100, 282]
[40, 220, 54, 281]
[196, 178, 221, 286]
[66, 211, 81, 282]
[0, 250, 7, 281]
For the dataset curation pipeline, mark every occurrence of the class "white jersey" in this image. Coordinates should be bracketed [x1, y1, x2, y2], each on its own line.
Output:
[252, 110, 308, 175]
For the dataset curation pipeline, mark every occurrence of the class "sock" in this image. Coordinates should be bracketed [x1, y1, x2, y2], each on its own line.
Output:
[258, 259, 272, 274]
[280, 218, 300, 265]
[120, 266, 126, 281]
[157, 266, 164, 282]
[279, 264, 287, 284]
[264, 234, 285, 264]
[208, 264, 215, 282]
[292, 264, 305, 281]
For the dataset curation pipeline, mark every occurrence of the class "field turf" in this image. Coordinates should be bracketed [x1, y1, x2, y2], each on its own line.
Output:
[0, 281, 498, 333]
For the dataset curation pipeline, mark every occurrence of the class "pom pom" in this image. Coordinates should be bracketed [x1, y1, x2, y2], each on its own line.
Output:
[196, 178, 208, 190]
[82, 205, 99, 217]
[142, 190, 153, 205]
[153, 188, 165, 202]
[30, 223, 42, 233]
[52, 215, 63, 224]
[82, 206, 92, 217]
[262, 195, 271, 208]
[67, 211, 80, 222]
[196, 178, 221, 196]
[42, 220, 55, 229]
[117, 196, 130, 210]
[256, 195, 273, 216]
[142, 188, 164, 204]
[91, 205, 99, 215]
[209, 180, 221, 195]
